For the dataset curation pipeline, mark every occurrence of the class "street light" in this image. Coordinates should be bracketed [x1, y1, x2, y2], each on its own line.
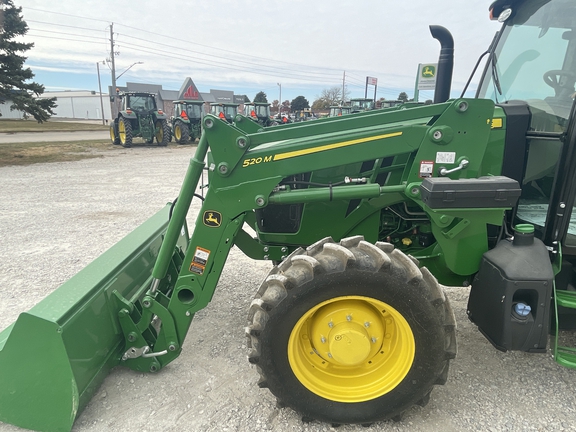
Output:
[277, 83, 281, 114]
[96, 61, 106, 125]
[115, 61, 143, 81]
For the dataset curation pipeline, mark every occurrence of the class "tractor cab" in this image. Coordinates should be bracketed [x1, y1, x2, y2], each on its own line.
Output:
[292, 108, 316, 122]
[349, 97, 374, 113]
[477, 0, 576, 239]
[174, 100, 204, 121]
[380, 100, 403, 109]
[119, 92, 158, 113]
[329, 105, 352, 117]
[245, 102, 275, 126]
[210, 102, 238, 123]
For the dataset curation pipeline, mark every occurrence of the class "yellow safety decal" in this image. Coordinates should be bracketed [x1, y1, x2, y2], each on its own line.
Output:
[190, 246, 211, 275]
[273, 131, 403, 161]
[491, 118, 503, 129]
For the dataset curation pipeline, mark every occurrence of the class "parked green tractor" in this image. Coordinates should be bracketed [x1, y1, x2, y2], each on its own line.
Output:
[171, 100, 204, 144]
[245, 102, 277, 127]
[329, 105, 352, 117]
[210, 102, 238, 123]
[2, 0, 576, 430]
[349, 97, 375, 113]
[110, 91, 170, 147]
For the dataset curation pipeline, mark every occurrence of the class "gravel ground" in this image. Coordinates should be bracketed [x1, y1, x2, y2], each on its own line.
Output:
[0, 147, 576, 432]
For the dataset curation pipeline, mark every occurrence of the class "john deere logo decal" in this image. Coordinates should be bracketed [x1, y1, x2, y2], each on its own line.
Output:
[422, 65, 436, 78]
[203, 211, 222, 227]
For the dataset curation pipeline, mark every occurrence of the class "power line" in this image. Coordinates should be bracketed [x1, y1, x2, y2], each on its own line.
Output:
[117, 32, 341, 80]
[28, 28, 106, 42]
[118, 40, 342, 84]
[27, 32, 108, 46]
[21, 6, 110, 24]
[27, 19, 105, 33]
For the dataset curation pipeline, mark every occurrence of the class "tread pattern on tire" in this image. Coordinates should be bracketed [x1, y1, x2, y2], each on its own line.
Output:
[174, 120, 190, 144]
[246, 235, 457, 424]
[120, 118, 132, 148]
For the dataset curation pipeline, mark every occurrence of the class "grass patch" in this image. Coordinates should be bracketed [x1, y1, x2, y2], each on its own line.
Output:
[0, 140, 193, 167]
[0, 140, 114, 167]
[0, 119, 109, 133]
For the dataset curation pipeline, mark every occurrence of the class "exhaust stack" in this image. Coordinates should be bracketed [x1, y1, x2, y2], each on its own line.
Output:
[430, 25, 454, 103]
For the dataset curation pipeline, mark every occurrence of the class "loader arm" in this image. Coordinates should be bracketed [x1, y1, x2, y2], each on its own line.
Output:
[133, 97, 508, 375]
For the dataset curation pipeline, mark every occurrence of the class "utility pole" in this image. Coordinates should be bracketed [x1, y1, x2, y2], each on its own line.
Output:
[342, 71, 346, 103]
[96, 61, 105, 125]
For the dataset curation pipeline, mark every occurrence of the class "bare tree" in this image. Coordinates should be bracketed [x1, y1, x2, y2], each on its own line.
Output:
[312, 86, 350, 110]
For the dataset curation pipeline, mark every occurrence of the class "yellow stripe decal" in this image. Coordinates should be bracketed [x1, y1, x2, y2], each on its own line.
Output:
[491, 118, 503, 129]
[273, 131, 403, 161]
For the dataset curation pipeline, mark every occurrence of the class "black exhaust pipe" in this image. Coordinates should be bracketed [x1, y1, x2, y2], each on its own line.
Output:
[430, 25, 454, 103]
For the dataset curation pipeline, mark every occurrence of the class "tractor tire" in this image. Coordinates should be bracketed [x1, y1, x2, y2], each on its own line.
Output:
[119, 117, 132, 148]
[155, 119, 170, 146]
[173, 120, 190, 144]
[110, 124, 120, 145]
[246, 236, 456, 425]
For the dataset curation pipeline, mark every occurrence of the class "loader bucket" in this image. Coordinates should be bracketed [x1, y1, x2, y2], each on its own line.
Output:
[0, 203, 187, 432]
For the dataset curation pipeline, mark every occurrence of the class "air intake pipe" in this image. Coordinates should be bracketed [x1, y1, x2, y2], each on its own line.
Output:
[430, 25, 454, 104]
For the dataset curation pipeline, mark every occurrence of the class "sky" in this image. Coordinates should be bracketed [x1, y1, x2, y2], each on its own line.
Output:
[13, 0, 502, 104]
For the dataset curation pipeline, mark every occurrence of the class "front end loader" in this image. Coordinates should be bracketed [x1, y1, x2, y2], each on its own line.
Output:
[3, 0, 576, 430]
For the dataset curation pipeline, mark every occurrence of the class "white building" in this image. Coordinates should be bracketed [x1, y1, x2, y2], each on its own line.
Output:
[39, 90, 112, 121]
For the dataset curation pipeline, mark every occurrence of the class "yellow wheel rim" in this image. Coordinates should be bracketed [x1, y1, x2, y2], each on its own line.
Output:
[118, 121, 126, 143]
[109, 126, 115, 142]
[288, 295, 415, 403]
[155, 121, 163, 142]
[174, 125, 181, 141]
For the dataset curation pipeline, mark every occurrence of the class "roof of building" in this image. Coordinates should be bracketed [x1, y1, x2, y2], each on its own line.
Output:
[42, 90, 103, 98]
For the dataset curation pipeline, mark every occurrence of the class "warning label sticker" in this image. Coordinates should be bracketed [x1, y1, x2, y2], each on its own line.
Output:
[189, 246, 211, 275]
[436, 152, 456, 164]
[419, 160, 434, 178]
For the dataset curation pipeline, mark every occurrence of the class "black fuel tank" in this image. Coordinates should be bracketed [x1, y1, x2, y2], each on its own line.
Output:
[467, 224, 554, 352]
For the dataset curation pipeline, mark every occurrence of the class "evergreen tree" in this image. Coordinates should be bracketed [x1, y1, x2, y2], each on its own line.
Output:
[254, 91, 268, 103]
[291, 95, 310, 111]
[0, 0, 55, 122]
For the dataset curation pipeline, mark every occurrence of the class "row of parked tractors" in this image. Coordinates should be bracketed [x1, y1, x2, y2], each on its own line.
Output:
[108, 92, 405, 148]
[109, 92, 288, 147]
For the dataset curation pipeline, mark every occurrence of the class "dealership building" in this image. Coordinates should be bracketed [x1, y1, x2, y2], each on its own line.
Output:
[1, 78, 247, 122]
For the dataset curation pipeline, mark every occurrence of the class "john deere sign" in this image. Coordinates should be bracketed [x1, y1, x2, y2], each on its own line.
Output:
[417, 63, 438, 90]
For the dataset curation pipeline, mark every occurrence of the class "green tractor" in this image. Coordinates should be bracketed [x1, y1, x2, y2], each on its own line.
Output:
[210, 102, 238, 123]
[110, 91, 170, 147]
[329, 105, 352, 117]
[245, 102, 277, 127]
[3, 0, 576, 430]
[171, 100, 204, 144]
[292, 107, 317, 122]
[349, 97, 375, 113]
